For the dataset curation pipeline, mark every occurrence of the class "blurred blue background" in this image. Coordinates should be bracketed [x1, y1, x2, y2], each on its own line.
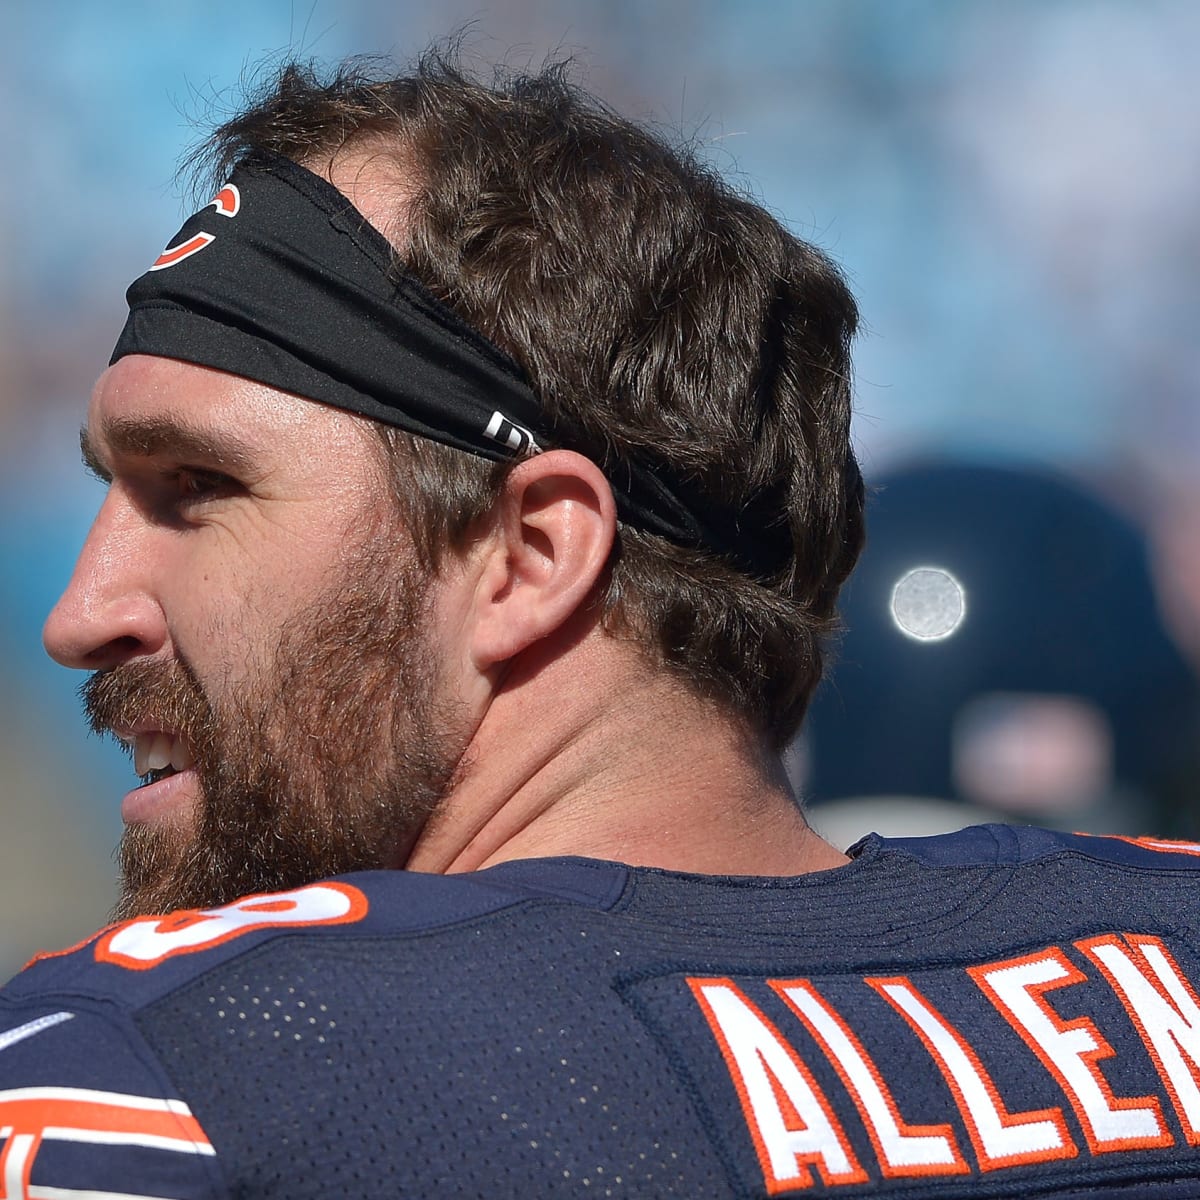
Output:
[3, 0, 1199, 980]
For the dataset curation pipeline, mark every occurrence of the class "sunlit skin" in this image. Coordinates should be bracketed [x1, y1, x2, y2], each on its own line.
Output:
[43, 355, 401, 828]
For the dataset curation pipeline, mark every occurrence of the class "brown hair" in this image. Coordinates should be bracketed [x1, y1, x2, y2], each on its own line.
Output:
[202, 50, 864, 747]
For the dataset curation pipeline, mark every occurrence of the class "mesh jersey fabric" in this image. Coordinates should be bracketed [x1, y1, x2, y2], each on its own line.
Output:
[4, 825, 1200, 1198]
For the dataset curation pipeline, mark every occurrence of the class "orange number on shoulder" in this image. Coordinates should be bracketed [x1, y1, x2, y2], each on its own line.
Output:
[95, 881, 368, 970]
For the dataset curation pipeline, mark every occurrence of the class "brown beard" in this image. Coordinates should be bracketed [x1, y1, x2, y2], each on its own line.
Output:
[83, 543, 463, 920]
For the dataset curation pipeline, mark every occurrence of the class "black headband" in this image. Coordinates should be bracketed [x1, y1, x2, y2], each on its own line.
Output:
[112, 152, 791, 576]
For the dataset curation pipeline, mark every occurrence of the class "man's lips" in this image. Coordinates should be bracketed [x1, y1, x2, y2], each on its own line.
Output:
[110, 726, 200, 825]
[121, 768, 198, 826]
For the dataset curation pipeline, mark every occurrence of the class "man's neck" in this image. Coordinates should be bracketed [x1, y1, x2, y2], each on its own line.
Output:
[403, 632, 848, 878]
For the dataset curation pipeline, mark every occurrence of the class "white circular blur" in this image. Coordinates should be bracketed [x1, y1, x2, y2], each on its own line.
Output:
[890, 566, 967, 641]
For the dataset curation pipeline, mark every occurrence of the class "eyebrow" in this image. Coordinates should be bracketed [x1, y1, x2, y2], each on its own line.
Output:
[80, 414, 258, 479]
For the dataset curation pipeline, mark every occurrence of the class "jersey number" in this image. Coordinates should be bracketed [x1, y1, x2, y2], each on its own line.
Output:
[95, 881, 368, 969]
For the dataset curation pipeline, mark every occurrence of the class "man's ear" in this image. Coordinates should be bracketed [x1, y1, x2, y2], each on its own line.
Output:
[469, 449, 617, 668]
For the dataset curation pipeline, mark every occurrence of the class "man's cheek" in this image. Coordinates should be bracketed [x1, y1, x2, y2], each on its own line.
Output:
[179, 601, 270, 695]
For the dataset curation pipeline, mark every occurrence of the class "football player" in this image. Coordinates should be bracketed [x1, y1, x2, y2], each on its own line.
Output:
[3, 50, 1199, 1200]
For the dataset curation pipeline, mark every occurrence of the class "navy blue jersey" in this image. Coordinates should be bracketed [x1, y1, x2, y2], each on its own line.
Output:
[4, 824, 1200, 1197]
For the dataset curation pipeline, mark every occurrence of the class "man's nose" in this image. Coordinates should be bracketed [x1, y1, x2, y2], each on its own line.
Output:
[42, 490, 168, 670]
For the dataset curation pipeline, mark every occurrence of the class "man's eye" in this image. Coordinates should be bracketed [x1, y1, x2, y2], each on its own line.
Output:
[173, 468, 234, 504]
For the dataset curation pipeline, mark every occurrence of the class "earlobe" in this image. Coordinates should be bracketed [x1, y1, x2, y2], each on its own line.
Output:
[470, 450, 617, 668]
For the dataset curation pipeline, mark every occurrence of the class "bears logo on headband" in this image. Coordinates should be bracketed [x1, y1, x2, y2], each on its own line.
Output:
[112, 152, 792, 577]
[150, 185, 242, 271]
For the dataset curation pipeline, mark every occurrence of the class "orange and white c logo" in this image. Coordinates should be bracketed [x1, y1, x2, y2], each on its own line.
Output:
[149, 182, 241, 271]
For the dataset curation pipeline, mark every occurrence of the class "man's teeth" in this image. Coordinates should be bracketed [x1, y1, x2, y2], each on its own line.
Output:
[132, 732, 195, 777]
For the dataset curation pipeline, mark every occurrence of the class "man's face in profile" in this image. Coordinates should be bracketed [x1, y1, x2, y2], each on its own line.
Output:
[44, 354, 462, 918]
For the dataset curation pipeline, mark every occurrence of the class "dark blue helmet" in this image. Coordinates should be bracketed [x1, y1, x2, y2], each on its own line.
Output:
[802, 461, 1200, 834]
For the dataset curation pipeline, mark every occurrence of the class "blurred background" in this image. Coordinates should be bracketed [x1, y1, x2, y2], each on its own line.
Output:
[3, 0, 1199, 981]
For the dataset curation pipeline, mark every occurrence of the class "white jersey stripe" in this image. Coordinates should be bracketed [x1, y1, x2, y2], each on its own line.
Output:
[0, 1088, 192, 1116]
[28, 1187, 190, 1200]
[42, 1127, 217, 1156]
[0, 1014, 73, 1055]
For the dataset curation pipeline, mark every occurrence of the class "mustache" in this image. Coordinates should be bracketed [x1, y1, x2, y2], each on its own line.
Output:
[83, 659, 214, 746]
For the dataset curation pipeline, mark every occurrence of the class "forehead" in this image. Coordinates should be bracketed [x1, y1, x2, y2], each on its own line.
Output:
[88, 355, 381, 465]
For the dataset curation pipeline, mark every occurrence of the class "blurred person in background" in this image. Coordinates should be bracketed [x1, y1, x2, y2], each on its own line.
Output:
[4, 42, 1200, 1200]
[798, 462, 1200, 849]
